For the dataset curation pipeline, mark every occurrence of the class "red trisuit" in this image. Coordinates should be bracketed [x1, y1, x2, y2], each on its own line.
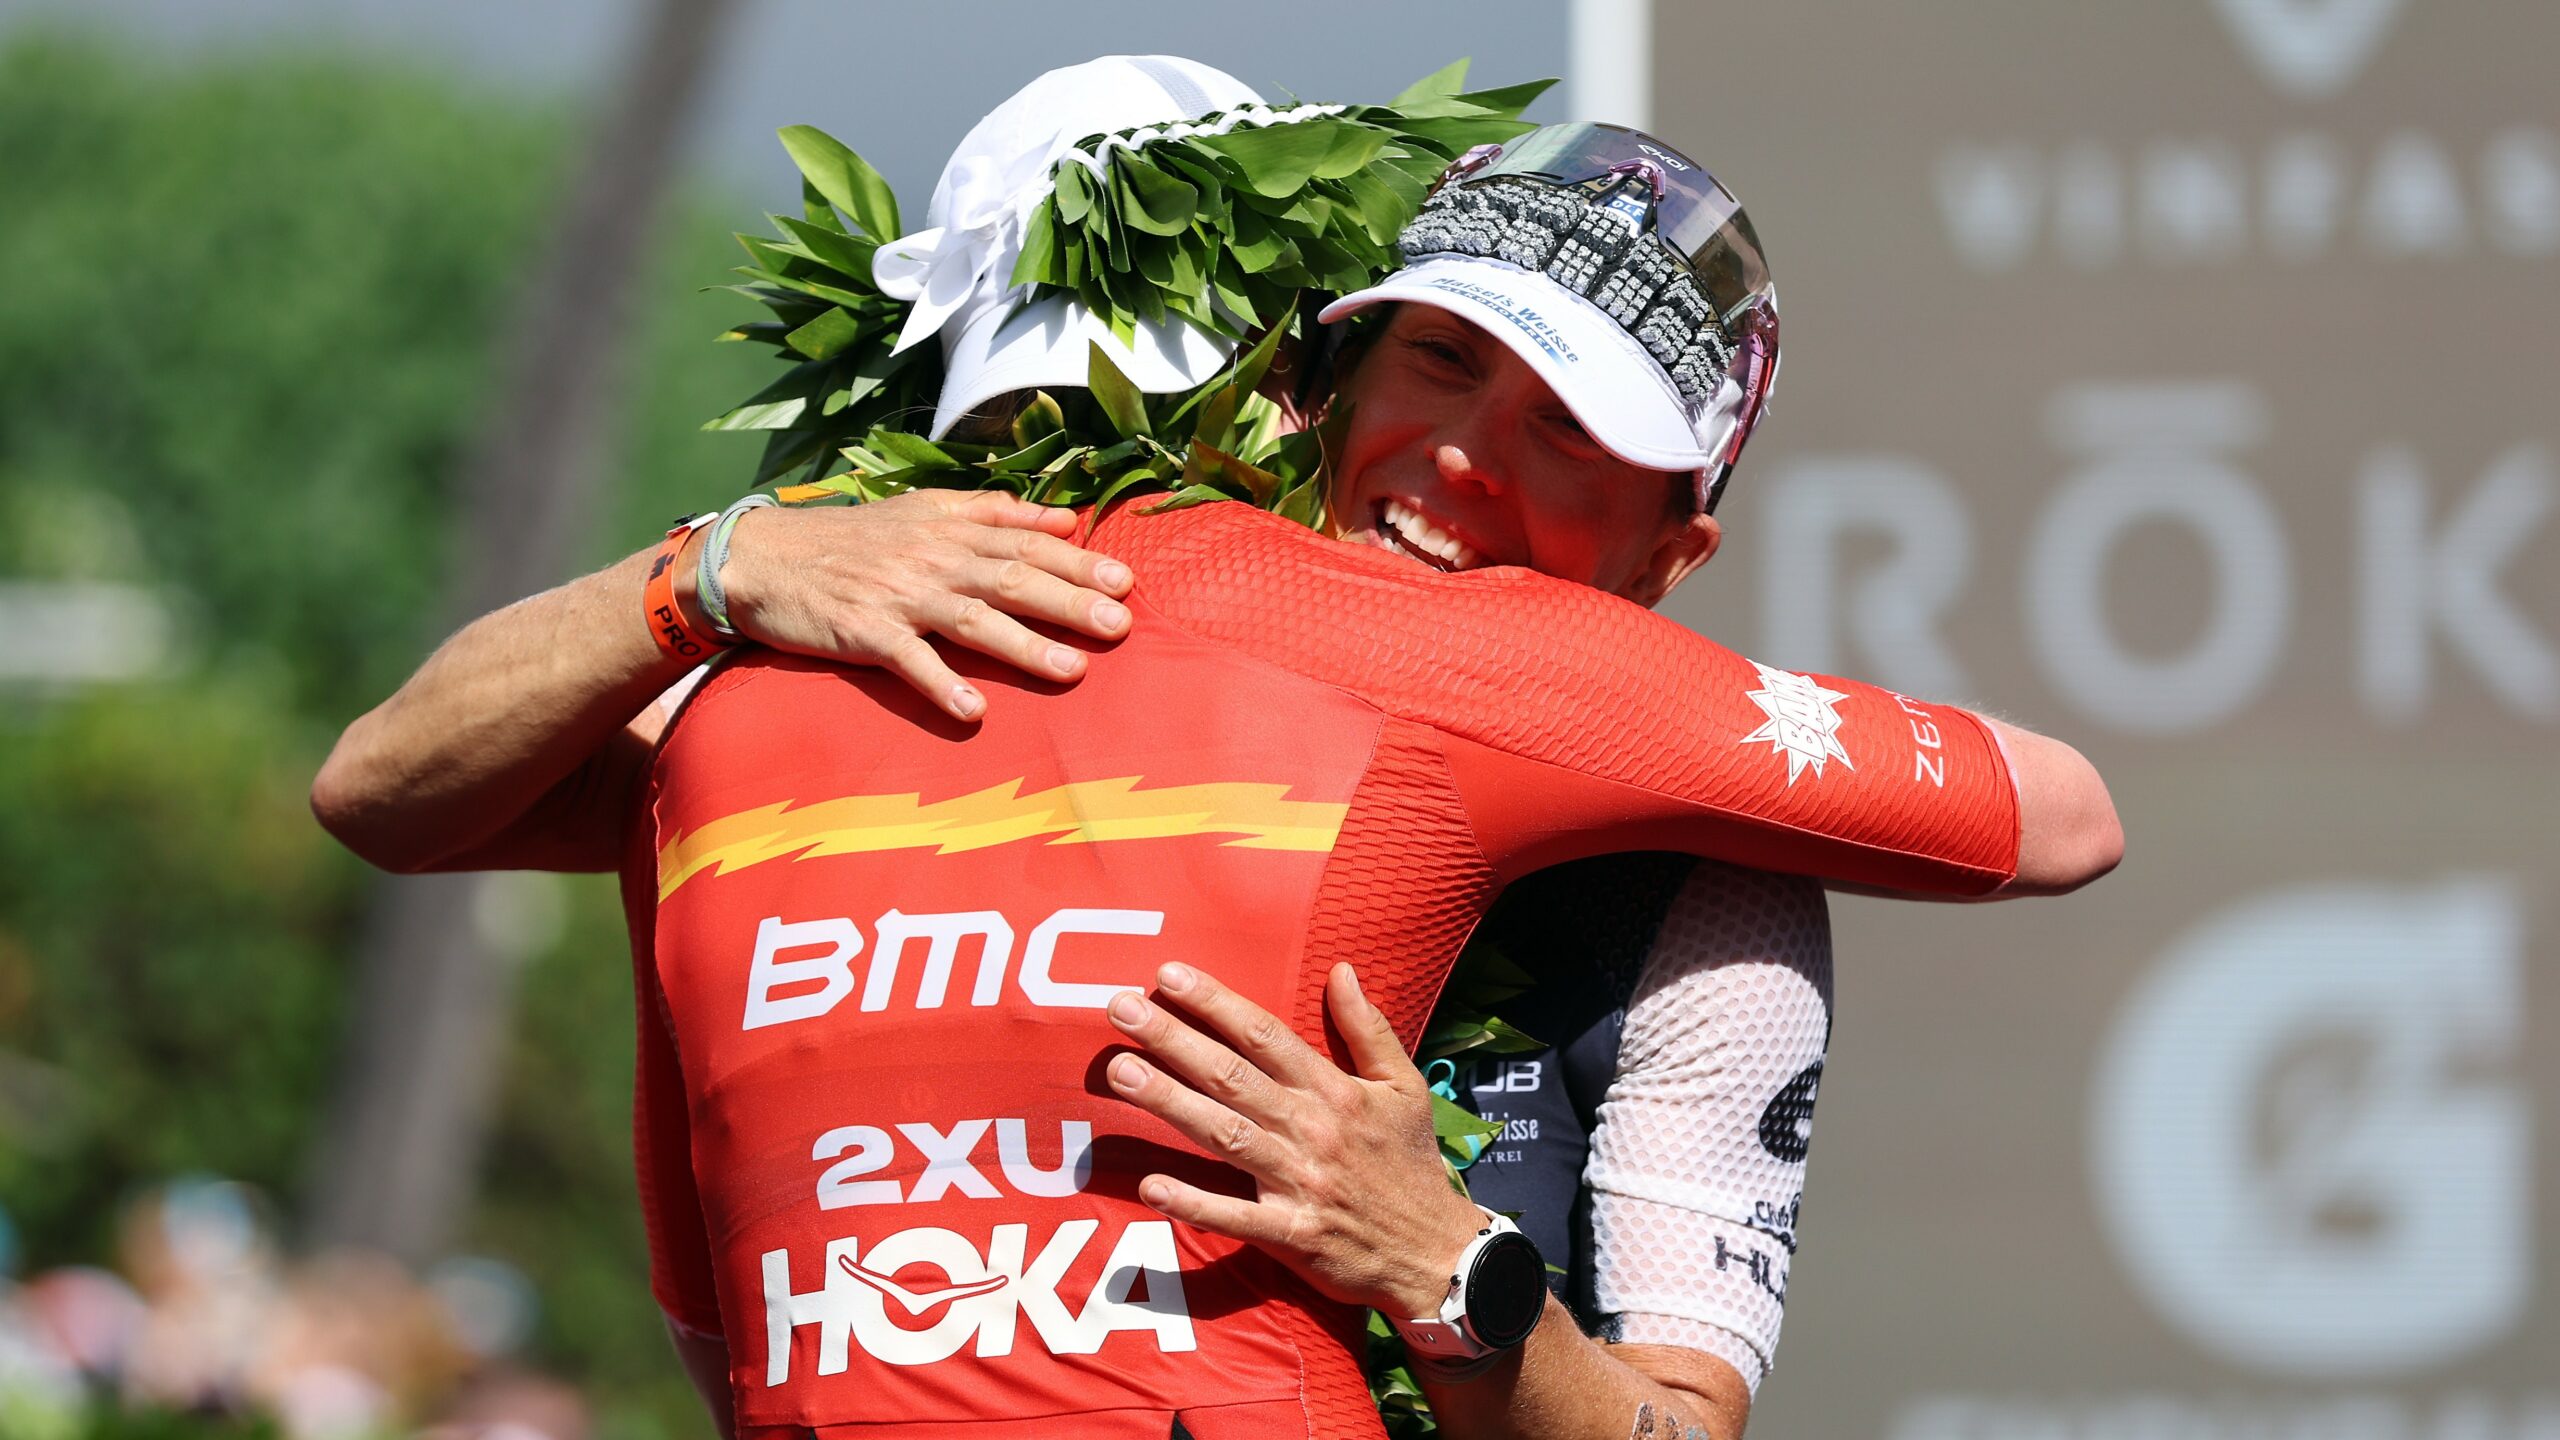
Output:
[623, 501, 2018, 1438]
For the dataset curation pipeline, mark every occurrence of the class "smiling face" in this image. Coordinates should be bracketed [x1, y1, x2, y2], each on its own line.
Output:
[1321, 305, 1723, 607]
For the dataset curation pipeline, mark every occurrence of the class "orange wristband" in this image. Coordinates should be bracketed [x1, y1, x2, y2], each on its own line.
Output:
[645, 514, 728, 664]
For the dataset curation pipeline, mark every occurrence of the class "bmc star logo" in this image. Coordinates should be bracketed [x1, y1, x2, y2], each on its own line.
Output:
[2212, 0, 2406, 98]
[1739, 662, 1854, 784]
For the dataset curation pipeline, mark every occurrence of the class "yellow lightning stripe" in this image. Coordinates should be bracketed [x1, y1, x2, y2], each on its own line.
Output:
[657, 776, 1348, 899]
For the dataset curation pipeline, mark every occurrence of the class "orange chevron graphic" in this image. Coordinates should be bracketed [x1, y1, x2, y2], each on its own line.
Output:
[658, 776, 1348, 899]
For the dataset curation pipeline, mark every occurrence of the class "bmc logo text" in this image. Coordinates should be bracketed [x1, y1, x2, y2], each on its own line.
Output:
[744, 907, 1164, 1030]
[762, 1218, 1194, 1378]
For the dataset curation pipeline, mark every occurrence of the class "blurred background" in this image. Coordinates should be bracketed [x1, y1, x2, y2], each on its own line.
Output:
[0, 2, 2548, 1437]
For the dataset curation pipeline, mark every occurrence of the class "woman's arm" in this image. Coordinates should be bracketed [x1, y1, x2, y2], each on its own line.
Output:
[1101, 962, 1747, 1439]
[1982, 716, 2122, 895]
[310, 488, 1134, 874]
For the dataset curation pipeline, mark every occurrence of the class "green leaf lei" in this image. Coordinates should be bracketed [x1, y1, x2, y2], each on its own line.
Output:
[705, 60, 1549, 519]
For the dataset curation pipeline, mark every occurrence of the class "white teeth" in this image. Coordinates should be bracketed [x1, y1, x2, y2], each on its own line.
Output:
[1381, 498, 1486, 572]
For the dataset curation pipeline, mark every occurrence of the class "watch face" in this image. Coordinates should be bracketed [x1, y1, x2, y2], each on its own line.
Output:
[1465, 1232, 1547, 1349]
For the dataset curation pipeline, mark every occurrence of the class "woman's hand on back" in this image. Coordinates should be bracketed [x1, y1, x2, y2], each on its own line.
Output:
[721, 488, 1135, 721]
[1102, 961, 1488, 1319]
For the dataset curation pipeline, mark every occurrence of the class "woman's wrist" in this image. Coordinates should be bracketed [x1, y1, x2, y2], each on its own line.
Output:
[1381, 1197, 1503, 1318]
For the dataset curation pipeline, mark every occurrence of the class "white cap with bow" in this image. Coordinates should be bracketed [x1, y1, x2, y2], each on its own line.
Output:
[870, 55, 1269, 439]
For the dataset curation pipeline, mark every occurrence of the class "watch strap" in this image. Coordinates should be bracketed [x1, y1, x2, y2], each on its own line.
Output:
[1389, 1209, 1530, 1364]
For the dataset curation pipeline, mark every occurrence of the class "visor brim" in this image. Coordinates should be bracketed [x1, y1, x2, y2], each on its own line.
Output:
[1319, 256, 1731, 477]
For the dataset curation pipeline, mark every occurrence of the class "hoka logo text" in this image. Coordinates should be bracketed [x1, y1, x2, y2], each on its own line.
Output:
[760, 1219, 1194, 1380]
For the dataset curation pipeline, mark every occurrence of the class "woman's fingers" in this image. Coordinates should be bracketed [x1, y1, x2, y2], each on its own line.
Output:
[1132, 1173, 1285, 1248]
[1107, 1051, 1274, 1173]
[1107, 988, 1289, 1124]
[1326, 964, 1419, 1087]
[1153, 962, 1344, 1095]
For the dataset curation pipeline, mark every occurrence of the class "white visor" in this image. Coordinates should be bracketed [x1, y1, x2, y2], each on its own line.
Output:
[1319, 255, 1745, 485]
[930, 294, 1237, 441]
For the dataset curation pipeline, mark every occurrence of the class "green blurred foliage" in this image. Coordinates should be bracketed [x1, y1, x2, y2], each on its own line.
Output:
[69, 1410, 284, 1440]
[0, 29, 768, 1439]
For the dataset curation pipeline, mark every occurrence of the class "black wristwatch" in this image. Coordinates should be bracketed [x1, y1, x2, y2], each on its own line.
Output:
[1389, 1208, 1547, 1375]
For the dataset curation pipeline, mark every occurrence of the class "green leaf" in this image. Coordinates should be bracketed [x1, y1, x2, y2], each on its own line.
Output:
[713, 320, 795, 347]
[1274, 475, 1328, 528]
[1139, 482, 1233, 514]
[1201, 443, 1282, 504]
[802, 178, 848, 231]
[702, 395, 806, 432]
[1391, 58, 1472, 108]
[1089, 464, 1165, 516]
[753, 426, 838, 485]
[1082, 437, 1147, 471]
[1397, 115, 1537, 156]
[1475, 1016, 1544, 1052]
[1339, 168, 1412, 245]
[710, 282, 826, 321]
[1453, 78, 1560, 116]
[1011, 202, 1062, 287]
[1192, 385, 1239, 450]
[1161, 149, 1228, 208]
[1209, 254, 1263, 329]
[1113, 151, 1200, 235]
[1226, 205, 1293, 273]
[1131, 232, 1177, 289]
[979, 429, 1071, 475]
[1312, 125, 1390, 180]
[1011, 390, 1066, 447]
[1447, 942, 1538, 1008]
[1228, 296, 1296, 398]
[730, 266, 876, 311]
[775, 216, 881, 283]
[737, 231, 813, 276]
[1295, 233, 1370, 291]
[1197, 119, 1352, 197]
[869, 429, 962, 471]
[1430, 1092, 1500, 1146]
[782, 306, 861, 360]
[1087, 343, 1149, 440]
[1053, 162, 1095, 225]
[779, 124, 901, 239]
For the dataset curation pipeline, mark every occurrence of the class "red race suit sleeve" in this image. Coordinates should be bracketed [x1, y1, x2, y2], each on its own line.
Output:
[1093, 504, 2022, 895]
[620, 803, 724, 1337]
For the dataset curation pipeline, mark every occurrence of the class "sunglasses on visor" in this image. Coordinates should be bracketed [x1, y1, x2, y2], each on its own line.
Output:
[1436, 122, 1780, 501]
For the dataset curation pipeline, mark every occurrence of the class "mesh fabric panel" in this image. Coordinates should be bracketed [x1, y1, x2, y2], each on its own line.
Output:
[1586, 861, 1833, 1391]
[1295, 717, 1499, 1052]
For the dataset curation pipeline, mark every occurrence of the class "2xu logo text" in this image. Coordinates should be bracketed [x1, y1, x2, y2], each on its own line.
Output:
[764, 1115, 1192, 1380]
[743, 907, 1165, 1031]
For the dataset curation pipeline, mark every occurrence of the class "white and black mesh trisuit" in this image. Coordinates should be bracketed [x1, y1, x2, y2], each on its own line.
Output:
[1451, 853, 1834, 1392]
